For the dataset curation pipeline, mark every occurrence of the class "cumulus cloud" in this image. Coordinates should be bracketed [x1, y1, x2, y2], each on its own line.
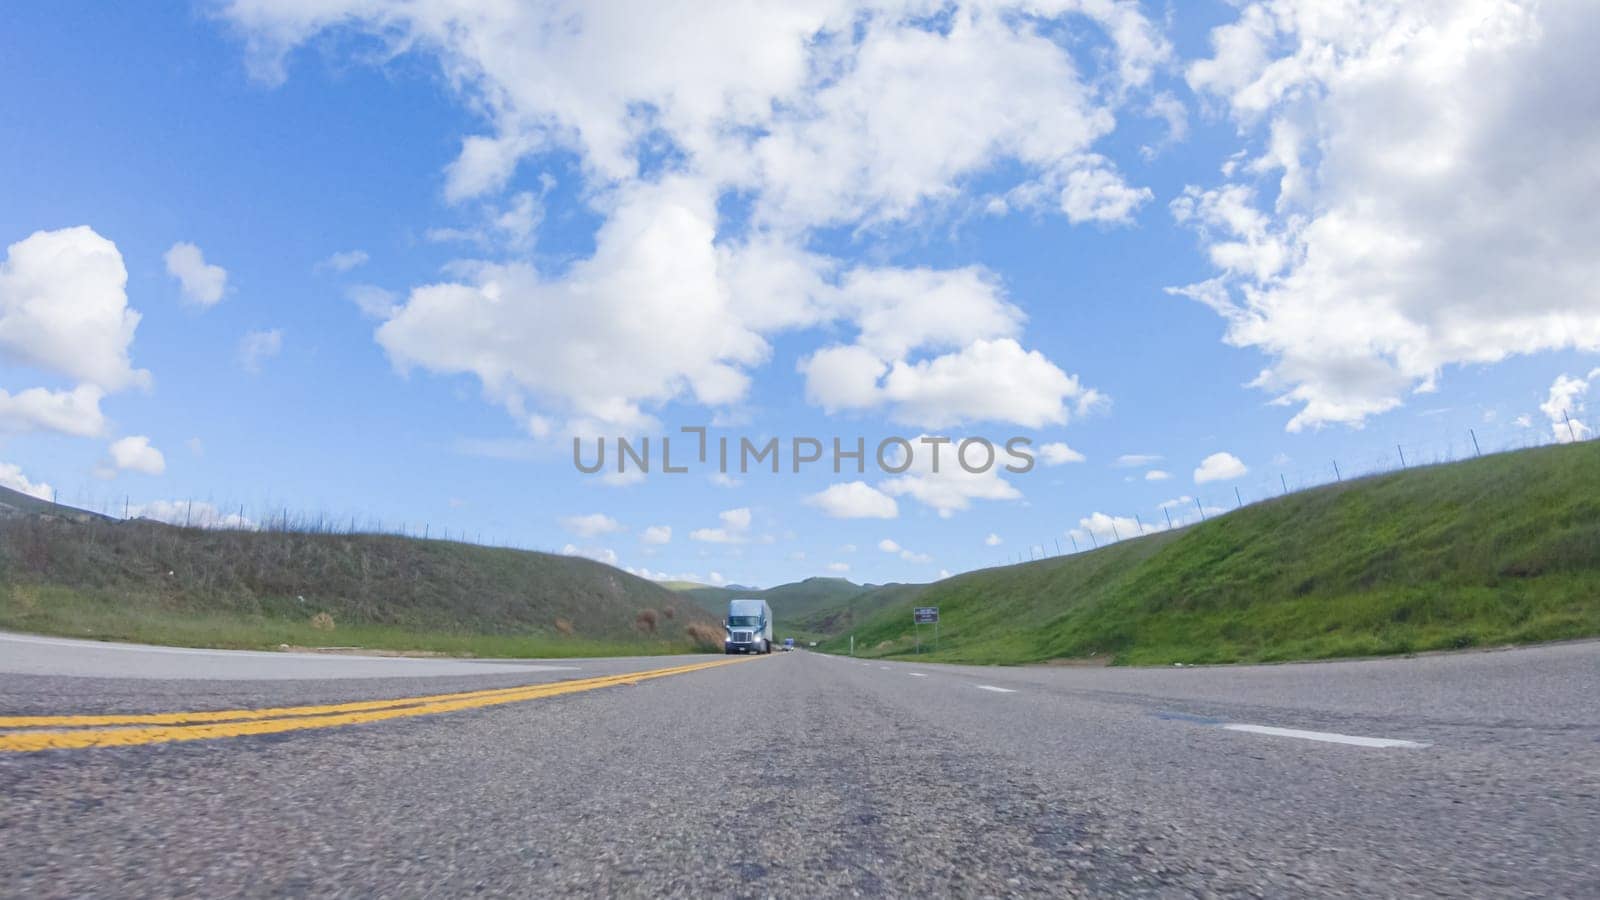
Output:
[0, 462, 52, 501]
[1175, 0, 1600, 431]
[106, 435, 166, 476]
[877, 537, 929, 563]
[804, 481, 898, 519]
[1068, 511, 1165, 545]
[1194, 452, 1247, 484]
[1144, 469, 1171, 481]
[826, 562, 850, 574]
[1039, 442, 1086, 465]
[239, 328, 283, 373]
[879, 436, 1022, 518]
[690, 506, 753, 543]
[219, 1, 1161, 431]
[0, 385, 107, 437]
[1114, 454, 1161, 468]
[562, 513, 622, 537]
[985, 533, 1002, 546]
[0, 226, 149, 396]
[129, 500, 253, 529]
[640, 524, 672, 545]
[561, 543, 619, 566]
[1541, 369, 1600, 443]
[164, 242, 228, 307]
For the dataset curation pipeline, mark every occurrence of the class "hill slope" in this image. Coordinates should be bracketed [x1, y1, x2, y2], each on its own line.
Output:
[0, 489, 720, 657]
[823, 441, 1600, 665]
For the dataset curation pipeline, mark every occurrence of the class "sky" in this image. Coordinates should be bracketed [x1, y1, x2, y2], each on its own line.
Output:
[2, 0, 1597, 588]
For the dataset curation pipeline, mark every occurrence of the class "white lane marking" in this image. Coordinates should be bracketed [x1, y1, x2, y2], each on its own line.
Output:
[1223, 724, 1427, 749]
[908, 673, 928, 677]
[879, 666, 891, 670]
[975, 685, 1017, 693]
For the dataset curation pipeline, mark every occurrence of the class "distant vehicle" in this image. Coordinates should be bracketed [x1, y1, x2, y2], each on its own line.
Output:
[783, 638, 796, 651]
[724, 598, 773, 654]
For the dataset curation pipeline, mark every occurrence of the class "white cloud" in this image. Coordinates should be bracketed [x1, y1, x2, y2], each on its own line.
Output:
[164, 242, 228, 307]
[877, 536, 929, 563]
[1114, 454, 1161, 468]
[317, 249, 369, 273]
[641, 525, 672, 545]
[239, 328, 284, 373]
[106, 435, 166, 476]
[346, 284, 398, 319]
[221, 1, 1160, 431]
[1176, 0, 1600, 431]
[804, 481, 898, 520]
[0, 385, 106, 437]
[1144, 469, 1171, 481]
[691, 506, 753, 543]
[1068, 511, 1155, 543]
[129, 500, 252, 529]
[877, 538, 901, 553]
[561, 543, 619, 566]
[1039, 442, 1086, 466]
[1541, 369, 1600, 443]
[0, 462, 52, 501]
[562, 513, 622, 537]
[1194, 452, 1248, 484]
[186, 437, 204, 456]
[826, 562, 850, 574]
[879, 436, 1023, 518]
[0, 226, 148, 394]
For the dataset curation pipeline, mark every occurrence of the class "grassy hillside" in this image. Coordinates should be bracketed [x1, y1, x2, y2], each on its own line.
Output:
[822, 441, 1600, 665]
[670, 576, 874, 630]
[0, 490, 721, 657]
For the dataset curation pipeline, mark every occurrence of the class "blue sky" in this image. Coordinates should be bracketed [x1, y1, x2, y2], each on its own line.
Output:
[2, 1, 1596, 587]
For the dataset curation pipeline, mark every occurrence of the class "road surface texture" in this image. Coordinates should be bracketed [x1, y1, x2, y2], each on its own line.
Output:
[2, 635, 1596, 897]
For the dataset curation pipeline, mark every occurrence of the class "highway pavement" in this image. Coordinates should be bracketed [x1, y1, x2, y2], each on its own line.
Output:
[1, 636, 1597, 896]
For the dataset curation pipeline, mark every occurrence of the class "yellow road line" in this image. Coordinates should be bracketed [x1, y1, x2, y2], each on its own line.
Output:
[0, 657, 752, 752]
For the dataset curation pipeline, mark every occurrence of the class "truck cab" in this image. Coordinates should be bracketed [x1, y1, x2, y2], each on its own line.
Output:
[724, 598, 773, 654]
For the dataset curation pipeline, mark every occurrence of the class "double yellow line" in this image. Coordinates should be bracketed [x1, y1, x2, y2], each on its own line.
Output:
[0, 656, 752, 753]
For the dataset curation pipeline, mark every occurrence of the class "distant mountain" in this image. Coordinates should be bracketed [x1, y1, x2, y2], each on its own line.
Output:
[667, 576, 876, 628]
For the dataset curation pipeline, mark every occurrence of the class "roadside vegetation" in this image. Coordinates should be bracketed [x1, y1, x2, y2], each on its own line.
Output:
[0, 500, 721, 657]
[821, 441, 1600, 665]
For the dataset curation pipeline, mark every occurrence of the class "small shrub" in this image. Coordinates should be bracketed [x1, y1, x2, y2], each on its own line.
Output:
[309, 612, 335, 631]
[635, 608, 659, 633]
[661, 606, 676, 620]
[684, 623, 722, 651]
[553, 617, 575, 636]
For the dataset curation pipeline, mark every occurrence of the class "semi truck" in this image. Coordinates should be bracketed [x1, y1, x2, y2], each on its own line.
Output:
[724, 597, 773, 654]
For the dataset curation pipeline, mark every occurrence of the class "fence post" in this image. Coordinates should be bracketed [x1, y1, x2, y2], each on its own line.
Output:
[1164, 507, 1173, 529]
[1110, 523, 1121, 542]
[1470, 429, 1481, 457]
[1565, 410, 1578, 443]
[1397, 444, 1407, 468]
[1195, 497, 1206, 521]
[1281, 473, 1288, 495]
[1333, 460, 1342, 482]
[1070, 535, 1079, 553]
[1235, 486, 1243, 508]
[1135, 514, 1145, 534]
[1054, 538, 1062, 555]
[1089, 531, 1098, 549]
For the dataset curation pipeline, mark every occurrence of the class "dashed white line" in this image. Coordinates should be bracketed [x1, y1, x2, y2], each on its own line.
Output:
[879, 666, 891, 671]
[1223, 724, 1427, 749]
[975, 685, 1017, 693]
[908, 673, 928, 678]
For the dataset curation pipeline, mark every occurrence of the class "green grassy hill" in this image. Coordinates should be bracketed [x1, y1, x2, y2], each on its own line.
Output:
[0, 489, 721, 657]
[821, 441, 1600, 665]
[669, 576, 874, 633]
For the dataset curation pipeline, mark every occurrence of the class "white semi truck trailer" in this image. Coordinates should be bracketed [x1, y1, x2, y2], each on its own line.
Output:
[724, 597, 773, 654]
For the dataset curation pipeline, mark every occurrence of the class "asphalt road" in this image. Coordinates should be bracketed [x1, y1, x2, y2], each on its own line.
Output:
[2, 639, 1597, 897]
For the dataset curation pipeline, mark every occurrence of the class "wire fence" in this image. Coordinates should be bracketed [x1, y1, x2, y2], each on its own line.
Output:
[1002, 411, 1600, 566]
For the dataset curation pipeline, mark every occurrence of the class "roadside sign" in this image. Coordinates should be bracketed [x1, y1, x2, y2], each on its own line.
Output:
[913, 607, 939, 624]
